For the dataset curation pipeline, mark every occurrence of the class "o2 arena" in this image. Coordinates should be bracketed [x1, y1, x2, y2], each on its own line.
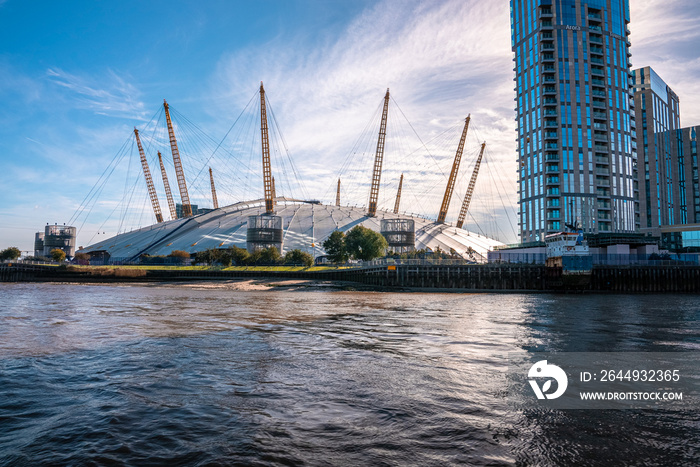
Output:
[79, 84, 505, 263]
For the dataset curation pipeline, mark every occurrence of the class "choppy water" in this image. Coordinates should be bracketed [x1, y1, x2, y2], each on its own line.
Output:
[1, 283, 699, 466]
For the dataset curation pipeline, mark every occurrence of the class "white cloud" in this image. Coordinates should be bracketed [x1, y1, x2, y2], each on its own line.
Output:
[208, 0, 519, 242]
[46, 68, 147, 119]
[630, 0, 700, 125]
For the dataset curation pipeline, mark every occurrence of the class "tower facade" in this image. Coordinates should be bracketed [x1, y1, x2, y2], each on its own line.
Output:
[631, 67, 682, 232]
[511, 0, 636, 243]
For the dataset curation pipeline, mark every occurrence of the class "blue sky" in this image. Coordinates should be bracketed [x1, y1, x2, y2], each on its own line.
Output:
[1, 0, 699, 253]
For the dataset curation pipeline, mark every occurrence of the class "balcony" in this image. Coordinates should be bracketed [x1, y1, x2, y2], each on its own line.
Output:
[545, 142, 558, 150]
[546, 176, 560, 185]
[590, 57, 605, 66]
[594, 133, 608, 142]
[593, 123, 607, 131]
[544, 109, 557, 116]
[589, 25, 602, 32]
[546, 164, 559, 173]
[541, 20, 553, 29]
[546, 154, 560, 161]
[596, 178, 610, 187]
[543, 76, 556, 83]
[591, 77, 605, 87]
[544, 120, 558, 128]
[592, 89, 606, 97]
[588, 13, 602, 22]
[544, 131, 558, 140]
[592, 99, 606, 109]
[593, 111, 607, 120]
[590, 47, 604, 57]
[543, 65, 556, 73]
[590, 35, 603, 44]
[596, 188, 610, 197]
[541, 32, 554, 41]
[596, 156, 610, 165]
[547, 187, 560, 196]
[597, 202, 611, 210]
[591, 67, 605, 77]
[547, 200, 561, 208]
[598, 212, 612, 220]
[542, 53, 555, 63]
[546, 212, 561, 220]
[542, 43, 554, 50]
[540, 8, 553, 17]
[594, 143, 608, 152]
[543, 97, 557, 106]
[543, 86, 556, 95]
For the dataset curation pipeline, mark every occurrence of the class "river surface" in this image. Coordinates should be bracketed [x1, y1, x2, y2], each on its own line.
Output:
[0, 283, 698, 466]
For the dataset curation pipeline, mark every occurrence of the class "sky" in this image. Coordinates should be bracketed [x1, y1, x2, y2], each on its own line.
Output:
[1, 0, 699, 254]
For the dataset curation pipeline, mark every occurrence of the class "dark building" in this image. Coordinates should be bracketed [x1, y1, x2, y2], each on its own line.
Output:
[176, 203, 199, 218]
[631, 66, 700, 250]
[510, 0, 636, 242]
[631, 66, 682, 232]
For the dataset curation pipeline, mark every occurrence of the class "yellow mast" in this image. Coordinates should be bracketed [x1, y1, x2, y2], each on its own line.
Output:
[336, 179, 341, 206]
[456, 141, 486, 229]
[367, 88, 390, 217]
[209, 167, 219, 209]
[133, 128, 163, 223]
[163, 100, 192, 217]
[393, 173, 403, 214]
[259, 82, 274, 214]
[437, 115, 470, 223]
[158, 152, 177, 220]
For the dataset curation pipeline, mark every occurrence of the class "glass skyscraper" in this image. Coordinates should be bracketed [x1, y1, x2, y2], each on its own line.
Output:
[631, 67, 685, 232]
[510, 0, 636, 243]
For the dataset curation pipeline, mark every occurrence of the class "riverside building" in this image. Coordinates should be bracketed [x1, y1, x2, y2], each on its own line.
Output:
[510, 0, 637, 243]
[631, 66, 700, 250]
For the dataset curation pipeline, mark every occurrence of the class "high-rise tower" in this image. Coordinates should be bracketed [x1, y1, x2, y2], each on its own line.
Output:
[511, 0, 636, 242]
[631, 67, 681, 232]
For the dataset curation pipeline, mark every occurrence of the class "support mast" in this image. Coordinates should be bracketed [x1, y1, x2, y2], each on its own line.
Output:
[367, 88, 390, 217]
[260, 82, 274, 214]
[437, 115, 470, 223]
[133, 128, 163, 223]
[336, 179, 341, 206]
[158, 152, 177, 220]
[163, 100, 192, 217]
[209, 167, 219, 209]
[271, 176, 276, 200]
[393, 173, 403, 214]
[456, 141, 486, 229]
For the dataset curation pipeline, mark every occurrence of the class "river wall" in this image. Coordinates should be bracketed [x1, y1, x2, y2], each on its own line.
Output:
[2, 263, 700, 293]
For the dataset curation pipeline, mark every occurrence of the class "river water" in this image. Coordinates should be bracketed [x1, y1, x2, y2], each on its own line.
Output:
[0, 283, 698, 466]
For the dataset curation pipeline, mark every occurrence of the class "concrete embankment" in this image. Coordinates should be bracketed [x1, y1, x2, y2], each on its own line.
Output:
[3, 263, 700, 293]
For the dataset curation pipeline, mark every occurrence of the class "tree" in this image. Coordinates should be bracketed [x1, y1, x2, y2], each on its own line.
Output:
[228, 246, 250, 265]
[345, 225, 388, 261]
[50, 249, 66, 262]
[284, 249, 313, 267]
[74, 252, 90, 265]
[323, 230, 348, 263]
[168, 250, 191, 264]
[257, 246, 282, 265]
[0, 247, 21, 261]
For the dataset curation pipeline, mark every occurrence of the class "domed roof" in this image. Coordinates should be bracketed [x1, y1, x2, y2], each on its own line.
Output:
[83, 197, 503, 262]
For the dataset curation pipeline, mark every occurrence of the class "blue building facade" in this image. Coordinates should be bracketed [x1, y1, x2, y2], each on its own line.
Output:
[511, 0, 637, 243]
[631, 67, 681, 231]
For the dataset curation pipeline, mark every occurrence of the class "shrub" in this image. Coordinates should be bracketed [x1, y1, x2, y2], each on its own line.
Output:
[0, 247, 21, 261]
[50, 249, 66, 262]
[284, 249, 313, 267]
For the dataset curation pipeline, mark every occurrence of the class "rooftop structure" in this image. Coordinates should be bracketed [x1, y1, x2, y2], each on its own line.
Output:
[81, 198, 502, 263]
